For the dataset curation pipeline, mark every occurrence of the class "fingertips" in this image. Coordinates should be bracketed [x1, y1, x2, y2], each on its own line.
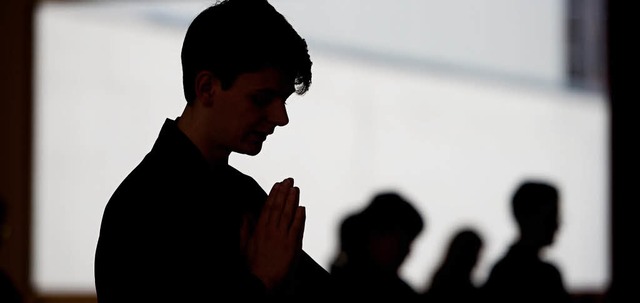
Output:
[268, 181, 281, 196]
[282, 177, 293, 186]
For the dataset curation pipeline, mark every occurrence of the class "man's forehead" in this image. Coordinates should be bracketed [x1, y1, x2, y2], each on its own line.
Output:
[239, 68, 296, 95]
[251, 86, 295, 97]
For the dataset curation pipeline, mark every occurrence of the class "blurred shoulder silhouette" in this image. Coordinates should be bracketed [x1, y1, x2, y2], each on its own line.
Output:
[0, 196, 23, 303]
[481, 180, 572, 303]
[330, 191, 424, 302]
[422, 227, 483, 303]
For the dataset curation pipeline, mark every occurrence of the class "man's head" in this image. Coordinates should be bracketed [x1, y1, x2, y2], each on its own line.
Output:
[340, 192, 424, 273]
[178, 0, 312, 158]
[511, 180, 560, 247]
[443, 228, 483, 273]
[181, 0, 312, 104]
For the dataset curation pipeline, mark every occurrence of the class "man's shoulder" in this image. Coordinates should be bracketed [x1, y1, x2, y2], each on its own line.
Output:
[103, 147, 202, 215]
[111, 152, 171, 193]
[223, 164, 265, 192]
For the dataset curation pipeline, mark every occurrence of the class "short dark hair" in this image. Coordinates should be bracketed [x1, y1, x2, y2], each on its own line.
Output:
[511, 181, 559, 224]
[181, 0, 312, 103]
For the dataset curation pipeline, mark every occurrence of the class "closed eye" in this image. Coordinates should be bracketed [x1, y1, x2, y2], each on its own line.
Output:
[251, 94, 272, 107]
[250, 91, 288, 107]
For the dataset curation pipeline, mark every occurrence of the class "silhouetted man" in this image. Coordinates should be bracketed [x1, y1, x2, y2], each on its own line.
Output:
[94, 1, 332, 301]
[330, 192, 424, 302]
[481, 180, 571, 303]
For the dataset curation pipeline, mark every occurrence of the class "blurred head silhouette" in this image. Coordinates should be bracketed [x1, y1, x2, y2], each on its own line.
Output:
[441, 228, 483, 275]
[338, 191, 424, 274]
[424, 227, 483, 302]
[511, 181, 560, 249]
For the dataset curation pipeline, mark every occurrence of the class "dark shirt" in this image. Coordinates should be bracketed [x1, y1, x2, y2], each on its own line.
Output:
[481, 243, 571, 303]
[423, 269, 480, 303]
[95, 118, 332, 302]
[331, 262, 421, 303]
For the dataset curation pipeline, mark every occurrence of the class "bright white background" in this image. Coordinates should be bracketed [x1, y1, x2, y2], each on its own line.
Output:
[33, 0, 608, 294]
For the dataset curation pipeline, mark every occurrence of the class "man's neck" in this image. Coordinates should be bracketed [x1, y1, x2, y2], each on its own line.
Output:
[176, 109, 230, 166]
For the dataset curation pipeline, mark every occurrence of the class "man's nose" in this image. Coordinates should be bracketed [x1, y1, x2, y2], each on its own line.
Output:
[269, 100, 289, 127]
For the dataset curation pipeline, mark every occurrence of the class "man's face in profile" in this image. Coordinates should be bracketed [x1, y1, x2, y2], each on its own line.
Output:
[206, 67, 294, 156]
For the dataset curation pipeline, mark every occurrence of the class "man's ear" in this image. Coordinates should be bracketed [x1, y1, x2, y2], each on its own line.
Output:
[194, 70, 220, 106]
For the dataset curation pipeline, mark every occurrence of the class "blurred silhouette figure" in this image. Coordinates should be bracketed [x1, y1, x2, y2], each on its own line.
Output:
[0, 196, 23, 303]
[330, 191, 424, 302]
[422, 227, 483, 303]
[481, 180, 572, 303]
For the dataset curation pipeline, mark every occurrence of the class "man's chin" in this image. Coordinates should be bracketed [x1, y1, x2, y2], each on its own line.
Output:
[236, 145, 263, 156]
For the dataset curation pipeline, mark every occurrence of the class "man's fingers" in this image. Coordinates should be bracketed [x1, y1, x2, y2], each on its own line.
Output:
[274, 178, 292, 224]
[291, 206, 306, 247]
[281, 186, 300, 230]
[264, 178, 293, 225]
[262, 181, 279, 224]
